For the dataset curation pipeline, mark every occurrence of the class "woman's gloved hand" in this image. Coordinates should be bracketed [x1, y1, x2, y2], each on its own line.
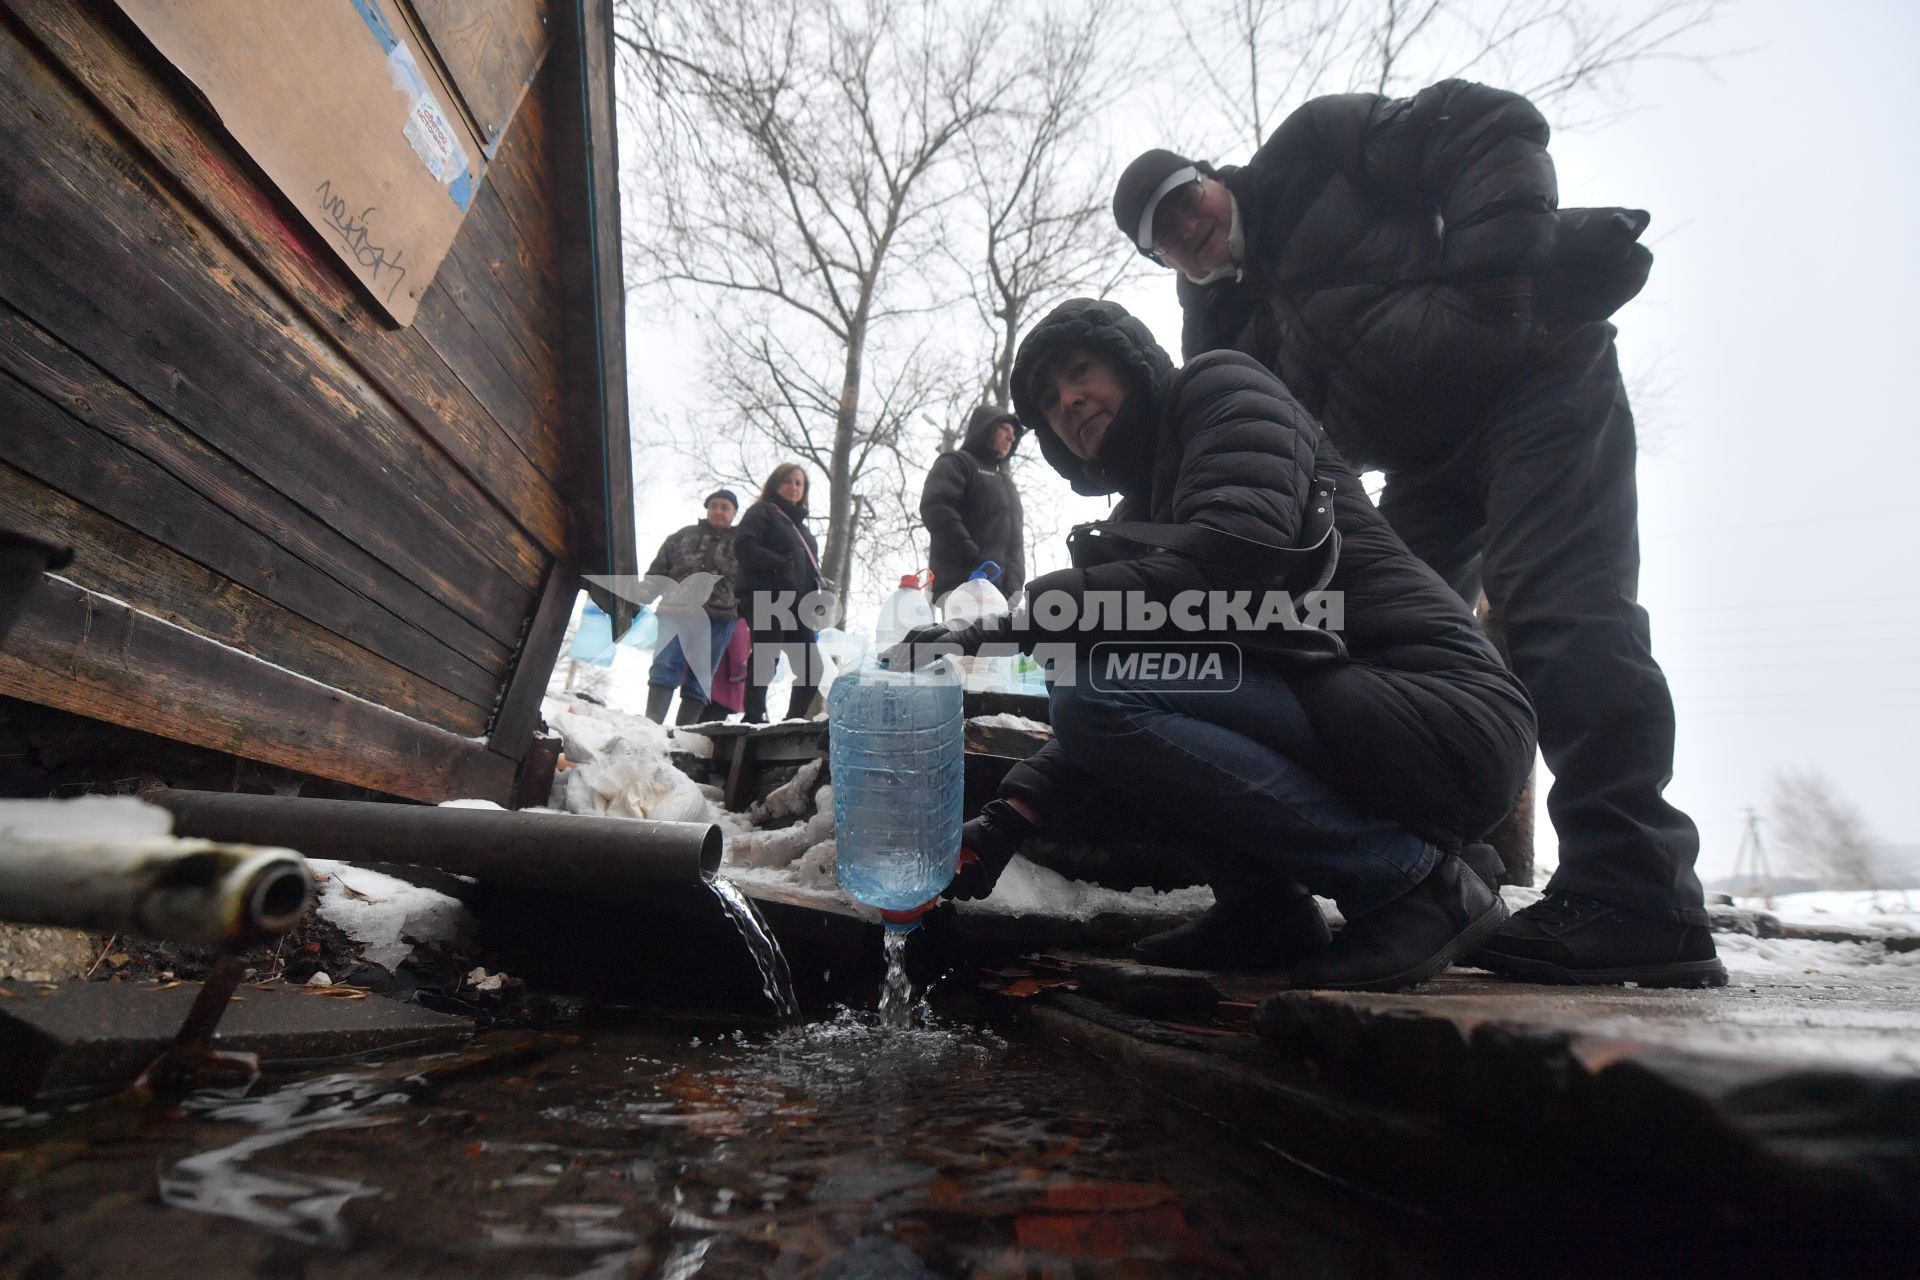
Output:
[880, 616, 1012, 670]
[943, 798, 1037, 900]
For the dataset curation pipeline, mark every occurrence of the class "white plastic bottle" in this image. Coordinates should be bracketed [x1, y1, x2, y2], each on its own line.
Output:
[874, 571, 934, 651]
[942, 565, 1010, 692]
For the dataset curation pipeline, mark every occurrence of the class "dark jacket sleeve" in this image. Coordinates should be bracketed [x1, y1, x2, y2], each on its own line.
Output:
[919, 453, 979, 567]
[1363, 80, 1556, 278]
[646, 526, 684, 579]
[1017, 353, 1318, 639]
[1003, 482, 1026, 595]
[1255, 80, 1556, 281]
[732, 505, 791, 579]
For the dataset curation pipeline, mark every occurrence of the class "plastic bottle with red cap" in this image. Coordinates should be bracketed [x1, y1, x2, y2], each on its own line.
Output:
[829, 643, 964, 933]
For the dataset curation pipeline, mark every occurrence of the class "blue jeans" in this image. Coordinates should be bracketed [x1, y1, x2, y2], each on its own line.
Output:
[1048, 666, 1438, 918]
[648, 617, 738, 702]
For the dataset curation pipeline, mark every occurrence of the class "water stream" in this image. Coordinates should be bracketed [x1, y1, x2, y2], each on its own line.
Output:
[879, 928, 917, 1028]
[706, 874, 801, 1022]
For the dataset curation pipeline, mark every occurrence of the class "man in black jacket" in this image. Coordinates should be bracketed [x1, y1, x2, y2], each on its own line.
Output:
[920, 404, 1026, 605]
[889, 299, 1538, 992]
[1111, 79, 1722, 988]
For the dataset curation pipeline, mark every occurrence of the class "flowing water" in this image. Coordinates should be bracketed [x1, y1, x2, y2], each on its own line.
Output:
[707, 874, 800, 1022]
[878, 928, 917, 1028]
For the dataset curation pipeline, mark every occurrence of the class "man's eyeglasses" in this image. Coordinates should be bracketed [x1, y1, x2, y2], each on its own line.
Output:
[1143, 179, 1207, 264]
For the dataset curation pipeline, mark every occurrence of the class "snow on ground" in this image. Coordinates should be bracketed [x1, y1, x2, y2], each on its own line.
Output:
[967, 713, 1051, 733]
[0, 794, 174, 842]
[304, 859, 474, 971]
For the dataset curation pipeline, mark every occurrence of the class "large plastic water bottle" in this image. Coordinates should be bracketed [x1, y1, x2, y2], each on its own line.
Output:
[874, 571, 934, 651]
[829, 657, 965, 931]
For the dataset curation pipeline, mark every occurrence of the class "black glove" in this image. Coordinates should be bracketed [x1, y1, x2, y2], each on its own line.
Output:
[880, 618, 997, 671]
[943, 798, 1037, 900]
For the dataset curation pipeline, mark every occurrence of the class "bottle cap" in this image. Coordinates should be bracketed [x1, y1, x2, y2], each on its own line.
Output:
[878, 899, 938, 932]
[897, 569, 931, 589]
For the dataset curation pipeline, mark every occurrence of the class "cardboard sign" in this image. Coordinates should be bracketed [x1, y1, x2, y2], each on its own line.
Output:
[114, 0, 493, 325]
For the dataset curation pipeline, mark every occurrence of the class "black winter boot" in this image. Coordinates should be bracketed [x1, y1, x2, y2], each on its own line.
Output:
[1280, 854, 1509, 993]
[1469, 892, 1727, 988]
[674, 697, 717, 726]
[644, 684, 674, 724]
[1458, 841, 1506, 890]
[1132, 892, 1331, 972]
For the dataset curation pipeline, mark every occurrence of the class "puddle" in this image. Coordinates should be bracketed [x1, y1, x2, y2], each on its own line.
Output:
[9, 1014, 1478, 1276]
[156, 1073, 413, 1248]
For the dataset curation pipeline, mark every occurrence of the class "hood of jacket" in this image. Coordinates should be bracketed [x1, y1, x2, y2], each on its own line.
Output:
[1010, 298, 1174, 497]
[959, 404, 1022, 464]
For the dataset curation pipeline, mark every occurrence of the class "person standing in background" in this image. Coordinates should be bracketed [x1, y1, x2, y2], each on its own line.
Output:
[643, 490, 740, 726]
[734, 463, 825, 722]
[920, 405, 1026, 607]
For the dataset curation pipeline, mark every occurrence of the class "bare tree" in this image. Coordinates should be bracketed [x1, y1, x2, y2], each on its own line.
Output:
[616, 0, 1020, 614]
[1169, 0, 1729, 155]
[949, 0, 1146, 412]
[1769, 768, 1887, 891]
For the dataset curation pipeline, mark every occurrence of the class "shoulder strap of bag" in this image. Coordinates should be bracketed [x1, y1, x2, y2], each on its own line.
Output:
[1067, 471, 1341, 594]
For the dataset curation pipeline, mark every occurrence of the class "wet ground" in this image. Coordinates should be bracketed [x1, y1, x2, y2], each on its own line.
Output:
[2, 1005, 1489, 1279]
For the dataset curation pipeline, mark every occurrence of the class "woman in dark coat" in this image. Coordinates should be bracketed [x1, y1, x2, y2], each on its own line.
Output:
[889, 299, 1537, 991]
[733, 462, 824, 722]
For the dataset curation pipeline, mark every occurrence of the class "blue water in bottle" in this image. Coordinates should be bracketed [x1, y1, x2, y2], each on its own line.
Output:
[829, 658, 965, 930]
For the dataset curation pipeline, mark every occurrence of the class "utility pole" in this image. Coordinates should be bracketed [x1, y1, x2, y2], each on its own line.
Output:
[1730, 807, 1774, 908]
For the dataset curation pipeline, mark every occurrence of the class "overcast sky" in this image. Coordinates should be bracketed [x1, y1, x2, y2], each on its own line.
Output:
[622, 0, 1919, 881]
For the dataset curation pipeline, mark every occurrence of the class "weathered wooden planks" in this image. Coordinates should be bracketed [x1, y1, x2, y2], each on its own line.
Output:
[0, 21, 544, 645]
[546, 5, 638, 616]
[0, 300, 510, 692]
[0, 577, 516, 803]
[0, 462, 488, 737]
[0, 0, 572, 561]
[486, 560, 577, 758]
[408, 0, 553, 151]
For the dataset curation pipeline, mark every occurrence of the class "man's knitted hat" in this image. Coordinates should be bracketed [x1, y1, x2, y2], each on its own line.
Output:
[1112, 149, 1201, 252]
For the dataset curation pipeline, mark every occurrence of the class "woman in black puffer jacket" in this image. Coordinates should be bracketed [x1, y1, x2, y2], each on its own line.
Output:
[733, 462, 824, 722]
[891, 299, 1536, 991]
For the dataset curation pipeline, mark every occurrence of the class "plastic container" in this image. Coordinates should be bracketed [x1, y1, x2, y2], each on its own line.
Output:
[829, 657, 965, 931]
[569, 601, 617, 667]
[943, 566, 1011, 693]
[874, 570, 934, 651]
[939, 562, 1007, 628]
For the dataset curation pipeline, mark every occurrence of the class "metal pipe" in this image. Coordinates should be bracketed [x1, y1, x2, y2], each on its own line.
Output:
[0, 838, 313, 947]
[145, 789, 723, 895]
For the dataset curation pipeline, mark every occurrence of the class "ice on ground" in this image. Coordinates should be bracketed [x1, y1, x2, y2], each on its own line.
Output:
[0, 795, 173, 843]
[544, 698, 716, 823]
[961, 856, 1214, 922]
[438, 799, 504, 811]
[306, 859, 474, 972]
[752, 759, 825, 825]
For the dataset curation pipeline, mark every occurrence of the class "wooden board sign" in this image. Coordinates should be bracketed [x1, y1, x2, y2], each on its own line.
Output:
[112, 0, 494, 325]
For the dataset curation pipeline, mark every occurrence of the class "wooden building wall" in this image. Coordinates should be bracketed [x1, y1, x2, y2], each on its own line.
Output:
[0, 0, 635, 803]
